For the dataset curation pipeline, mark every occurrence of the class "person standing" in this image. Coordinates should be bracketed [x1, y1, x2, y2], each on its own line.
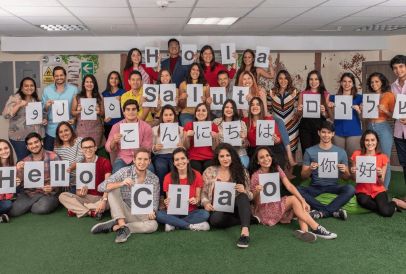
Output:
[161, 38, 189, 88]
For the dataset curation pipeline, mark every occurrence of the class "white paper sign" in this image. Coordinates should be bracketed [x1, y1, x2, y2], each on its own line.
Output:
[318, 152, 338, 178]
[131, 184, 154, 215]
[210, 87, 226, 111]
[23, 161, 44, 189]
[145, 47, 159, 68]
[167, 184, 190, 215]
[120, 123, 139, 149]
[0, 167, 16, 194]
[76, 163, 96, 190]
[393, 94, 406, 119]
[213, 181, 236, 213]
[182, 44, 197, 66]
[221, 43, 236, 65]
[258, 173, 280, 204]
[223, 121, 241, 146]
[50, 160, 70, 187]
[254, 46, 270, 68]
[362, 94, 379, 119]
[303, 94, 321, 118]
[26, 102, 43, 125]
[143, 84, 159, 107]
[80, 98, 97, 120]
[334, 95, 353, 120]
[356, 156, 377, 184]
[52, 100, 69, 123]
[160, 84, 177, 106]
[104, 97, 121, 119]
[160, 123, 179, 149]
[186, 84, 203, 107]
[256, 120, 275, 146]
[232, 86, 249, 110]
[193, 121, 212, 147]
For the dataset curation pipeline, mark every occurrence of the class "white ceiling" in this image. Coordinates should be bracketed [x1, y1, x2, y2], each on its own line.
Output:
[0, 0, 405, 36]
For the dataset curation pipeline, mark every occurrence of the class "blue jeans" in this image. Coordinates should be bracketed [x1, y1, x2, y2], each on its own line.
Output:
[153, 154, 173, 195]
[156, 209, 210, 229]
[298, 184, 355, 217]
[274, 116, 289, 147]
[112, 158, 155, 174]
[240, 155, 249, 168]
[179, 113, 194, 127]
[368, 122, 393, 188]
[9, 139, 29, 161]
[0, 200, 12, 214]
[394, 137, 406, 185]
[44, 134, 55, 151]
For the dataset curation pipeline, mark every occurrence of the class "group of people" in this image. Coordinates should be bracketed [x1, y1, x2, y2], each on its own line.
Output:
[1, 38, 406, 249]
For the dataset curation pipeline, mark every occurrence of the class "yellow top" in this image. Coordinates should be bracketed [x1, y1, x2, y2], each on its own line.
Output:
[120, 88, 153, 122]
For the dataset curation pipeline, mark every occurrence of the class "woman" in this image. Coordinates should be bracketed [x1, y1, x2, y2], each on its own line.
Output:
[199, 45, 236, 87]
[156, 147, 210, 231]
[350, 130, 406, 216]
[178, 63, 209, 126]
[328, 73, 362, 159]
[154, 69, 179, 125]
[54, 122, 84, 193]
[235, 49, 275, 87]
[123, 48, 159, 90]
[152, 105, 184, 196]
[201, 143, 253, 248]
[243, 97, 286, 169]
[365, 72, 395, 188]
[238, 71, 267, 116]
[298, 70, 330, 154]
[0, 139, 18, 223]
[71, 74, 105, 148]
[2, 77, 46, 161]
[102, 71, 126, 139]
[183, 103, 219, 174]
[213, 99, 249, 168]
[249, 146, 337, 242]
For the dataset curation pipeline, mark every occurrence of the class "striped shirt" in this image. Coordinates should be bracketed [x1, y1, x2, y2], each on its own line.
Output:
[54, 137, 84, 186]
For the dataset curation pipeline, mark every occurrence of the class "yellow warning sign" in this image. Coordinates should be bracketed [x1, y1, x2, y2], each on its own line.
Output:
[43, 66, 54, 85]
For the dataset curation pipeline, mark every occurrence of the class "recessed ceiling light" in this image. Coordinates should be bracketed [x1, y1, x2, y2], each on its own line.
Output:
[217, 17, 239, 25]
[187, 17, 239, 26]
[203, 18, 221, 25]
[38, 24, 88, 32]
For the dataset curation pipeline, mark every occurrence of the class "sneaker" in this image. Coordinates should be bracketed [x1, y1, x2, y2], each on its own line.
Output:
[165, 224, 176, 232]
[115, 226, 131, 243]
[189, 222, 210, 231]
[333, 209, 347, 221]
[251, 215, 260, 224]
[309, 210, 323, 219]
[236, 235, 250, 248]
[90, 218, 117, 234]
[293, 230, 317, 243]
[0, 214, 10, 223]
[312, 225, 337, 240]
[67, 210, 76, 217]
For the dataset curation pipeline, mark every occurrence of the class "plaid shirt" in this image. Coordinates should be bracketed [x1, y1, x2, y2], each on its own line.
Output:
[98, 166, 160, 211]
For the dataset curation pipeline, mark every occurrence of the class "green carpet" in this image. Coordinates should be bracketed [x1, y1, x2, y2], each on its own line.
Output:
[1, 171, 405, 274]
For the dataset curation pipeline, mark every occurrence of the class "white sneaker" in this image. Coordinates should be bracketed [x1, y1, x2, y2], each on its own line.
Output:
[165, 224, 175, 232]
[189, 221, 210, 231]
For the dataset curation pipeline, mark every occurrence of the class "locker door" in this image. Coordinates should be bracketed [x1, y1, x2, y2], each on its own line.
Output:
[0, 61, 14, 113]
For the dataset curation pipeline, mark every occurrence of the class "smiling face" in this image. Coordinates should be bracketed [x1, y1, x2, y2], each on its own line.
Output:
[58, 124, 73, 144]
[53, 69, 66, 86]
[250, 98, 262, 116]
[242, 73, 254, 88]
[162, 108, 175, 123]
[364, 133, 378, 153]
[217, 73, 229, 88]
[190, 65, 200, 80]
[26, 137, 43, 155]
[173, 151, 189, 172]
[223, 102, 234, 119]
[129, 74, 142, 90]
[133, 151, 150, 172]
[0, 141, 11, 162]
[257, 148, 273, 169]
[81, 140, 97, 160]
[370, 76, 382, 93]
[84, 77, 94, 92]
[160, 70, 171, 84]
[278, 73, 288, 90]
[131, 50, 142, 66]
[202, 49, 213, 64]
[392, 63, 406, 79]
[195, 104, 208, 121]
[341, 76, 354, 92]
[168, 41, 180, 57]
[22, 79, 36, 97]
[308, 73, 320, 90]
[243, 51, 254, 66]
[218, 149, 232, 168]
[109, 73, 120, 88]
[123, 104, 138, 122]
[318, 128, 334, 144]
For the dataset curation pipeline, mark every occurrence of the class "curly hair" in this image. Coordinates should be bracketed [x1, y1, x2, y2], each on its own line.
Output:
[366, 72, 391, 93]
[249, 146, 279, 175]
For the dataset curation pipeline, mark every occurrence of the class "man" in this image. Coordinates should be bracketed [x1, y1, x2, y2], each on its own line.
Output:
[42, 66, 78, 151]
[91, 148, 159, 244]
[161, 38, 189, 88]
[9, 132, 61, 217]
[120, 70, 153, 123]
[210, 70, 234, 119]
[59, 137, 112, 219]
[390, 55, 406, 191]
[106, 99, 153, 173]
[298, 121, 355, 221]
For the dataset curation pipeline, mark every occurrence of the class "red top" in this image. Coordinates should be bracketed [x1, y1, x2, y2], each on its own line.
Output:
[203, 62, 236, 87]
[169, 56, 179, 74]
[184, 121, 218, 161]
[242, 116, 281, 146]
[163, 169, 203, 212]
[88, 156, 112, 196]
[351, 150, 388, 198]
[123, 64, 159, 91]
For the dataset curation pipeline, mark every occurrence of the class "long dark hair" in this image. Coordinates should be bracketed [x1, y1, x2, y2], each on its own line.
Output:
[199, 45, 216, 72]
[235, 49, 257, 85]
[221, 99, 240, 121]
[337, 72, 358, 97]
[55, 121, 77, 147]
[213, 143, 248, 186]
[124, 48, 142, 70]
[247, 97, 266, 129]
[305, 70, 327, 107]
[249, 146, 279, 176]
[158, 104, 178, 135]
[170, 147, 196, 185]
[366, 72, 391, 93]
[186, 63, 207, 85]
[0, 139, 15, 167]
[157, 68, 173, 84]
[105, 71, 123, 92]
[79, 74, 102, 104]
[194, 102, 211, 121]
[360, 129, 381, 155]
[16, 77, 39, 101]
[272, 70, 295, 96]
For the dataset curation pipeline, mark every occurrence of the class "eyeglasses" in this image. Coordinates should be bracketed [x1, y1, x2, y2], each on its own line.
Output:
[81, 146, 95, 151]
